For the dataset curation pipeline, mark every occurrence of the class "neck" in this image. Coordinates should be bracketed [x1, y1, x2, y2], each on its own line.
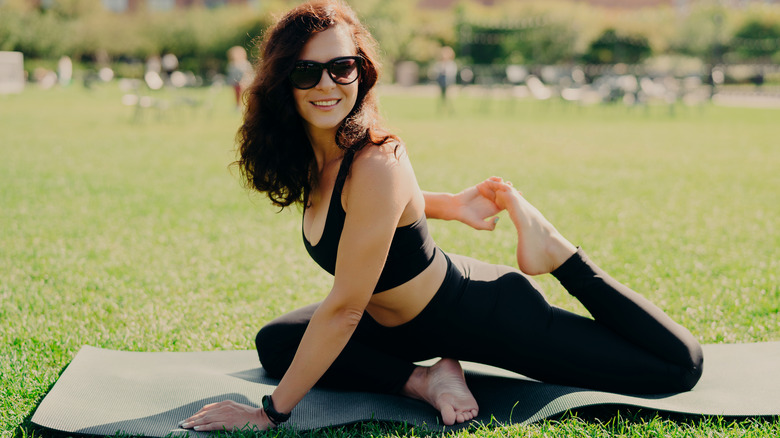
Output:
[309, 137, 344, 172]
[307, 126, 342, 173]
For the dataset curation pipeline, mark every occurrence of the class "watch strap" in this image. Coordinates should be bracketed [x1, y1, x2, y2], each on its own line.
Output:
[261, 395, 291, 425]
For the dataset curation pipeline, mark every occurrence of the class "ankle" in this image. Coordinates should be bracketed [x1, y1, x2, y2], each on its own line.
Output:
[547, 236, 577, 271]
[401, 366, 428, 400]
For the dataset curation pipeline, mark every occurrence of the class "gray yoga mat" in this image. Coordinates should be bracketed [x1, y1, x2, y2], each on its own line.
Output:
[32, 342, 780, 436]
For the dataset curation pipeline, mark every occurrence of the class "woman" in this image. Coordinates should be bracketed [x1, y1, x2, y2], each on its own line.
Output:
[181, 0, 703, 431]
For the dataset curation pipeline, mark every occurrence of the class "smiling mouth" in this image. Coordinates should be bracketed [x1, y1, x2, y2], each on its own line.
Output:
[311, 99, 340, 107]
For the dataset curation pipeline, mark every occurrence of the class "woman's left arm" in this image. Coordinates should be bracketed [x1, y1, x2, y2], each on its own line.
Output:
[423, 177, 503, 230]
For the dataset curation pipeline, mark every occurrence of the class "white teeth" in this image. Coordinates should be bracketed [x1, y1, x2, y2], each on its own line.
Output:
[312, 99, 338, 107]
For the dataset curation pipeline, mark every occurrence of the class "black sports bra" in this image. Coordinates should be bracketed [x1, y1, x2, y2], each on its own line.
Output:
[302, 151, 436, 293]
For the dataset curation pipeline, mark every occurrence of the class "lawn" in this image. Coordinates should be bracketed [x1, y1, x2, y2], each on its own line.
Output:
[1, 83, 778, 438]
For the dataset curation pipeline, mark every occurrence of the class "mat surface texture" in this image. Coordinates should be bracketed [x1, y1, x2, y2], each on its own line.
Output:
[32, 342, 780, 436]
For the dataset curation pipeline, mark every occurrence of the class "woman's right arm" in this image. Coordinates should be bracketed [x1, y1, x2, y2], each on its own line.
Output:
[268, 146, 413, 417]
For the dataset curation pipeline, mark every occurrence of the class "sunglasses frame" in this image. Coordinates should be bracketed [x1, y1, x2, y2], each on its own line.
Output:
[290, 56, 363, 90]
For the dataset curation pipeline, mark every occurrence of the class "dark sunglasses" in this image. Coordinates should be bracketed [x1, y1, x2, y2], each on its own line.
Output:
[290, 56, 362, 90]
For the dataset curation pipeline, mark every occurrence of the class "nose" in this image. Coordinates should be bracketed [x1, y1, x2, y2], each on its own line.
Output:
[315, 68, 336, 90]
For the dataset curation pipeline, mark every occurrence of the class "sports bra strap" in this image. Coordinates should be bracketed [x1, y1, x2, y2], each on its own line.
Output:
[333, 148, 355, 199]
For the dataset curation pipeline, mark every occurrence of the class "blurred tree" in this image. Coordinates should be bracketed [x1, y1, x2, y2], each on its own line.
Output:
[501, 19, 577, 65]
[0, 8, 70, 58]
[0, 6, 26, 52]
[3, 0, 779, 81]
[669, 6, 729, 59]
[458, 23, 513, 65]
[352, 0, 454, 80]
[47, 0, 102, 19]
[731, 18, 780, 60]
[455, 1, 583, 66]
[582, 28, 651, 64]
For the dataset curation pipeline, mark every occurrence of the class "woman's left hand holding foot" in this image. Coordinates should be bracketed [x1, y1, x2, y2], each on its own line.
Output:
[452, 177, 506, 230]
[179, 400, 274, 432]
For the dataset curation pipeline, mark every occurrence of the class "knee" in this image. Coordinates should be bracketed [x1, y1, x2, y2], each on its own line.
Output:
[255, 326, 275, 372]
[677, 342, 704, 391]
[255, 324, 295, 379]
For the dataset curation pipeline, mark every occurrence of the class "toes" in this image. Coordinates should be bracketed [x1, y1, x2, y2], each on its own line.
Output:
[440, 405, 456, 426]
[453, 408, 477, 424]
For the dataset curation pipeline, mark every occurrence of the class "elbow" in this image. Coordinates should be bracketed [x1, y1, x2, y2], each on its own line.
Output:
[318, 286, 370, 332]
[333, 305, 365, 331]
[316, 299, 366, 334]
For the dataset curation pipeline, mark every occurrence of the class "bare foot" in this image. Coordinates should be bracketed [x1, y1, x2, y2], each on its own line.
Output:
[494, 184, 577, 275]
[401, 358, 479, 425]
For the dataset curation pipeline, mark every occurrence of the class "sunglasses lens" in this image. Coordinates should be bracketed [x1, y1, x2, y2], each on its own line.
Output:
[290, 62, 321, 89]
[290, 57, 361, 89]
[329, 58, 359, 84]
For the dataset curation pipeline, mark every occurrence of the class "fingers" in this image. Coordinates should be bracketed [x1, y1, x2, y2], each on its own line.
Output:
[475, 180, 498, 202]
[188, 421, 229, 432]
[180, 402, 219, 425]
[180, 415, 232, 432]
[486, 216, 499, 230]
[468, 216, 499, 231]
[479, 177, 514, 194]
[179, 400, 264, 432]
[476, 178, 510, 208]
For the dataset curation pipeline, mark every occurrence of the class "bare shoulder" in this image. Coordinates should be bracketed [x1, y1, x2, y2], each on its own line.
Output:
[344, 141, 415, 211]
[350, 140, 411, 184]
[353, 139, 407, 166]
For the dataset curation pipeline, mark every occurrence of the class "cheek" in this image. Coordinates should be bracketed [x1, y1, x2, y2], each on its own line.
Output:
[345, 85, 359, 111]
[292, 89, 306, 114]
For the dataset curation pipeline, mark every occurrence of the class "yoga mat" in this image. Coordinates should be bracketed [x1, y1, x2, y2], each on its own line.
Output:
[32, 342, 780, 436]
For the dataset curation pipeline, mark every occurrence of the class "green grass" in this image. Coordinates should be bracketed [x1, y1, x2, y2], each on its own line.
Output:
[1, 84, 778, 438]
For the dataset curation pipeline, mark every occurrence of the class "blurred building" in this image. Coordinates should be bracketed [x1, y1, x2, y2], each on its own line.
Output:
[101, 0, 258, 12]
[420, 0, 778, 8]
[419, 0, 496, 7]
[22, 0, 259, 11]
[9, 0, 252, 13]
[23, 0, 779, 12]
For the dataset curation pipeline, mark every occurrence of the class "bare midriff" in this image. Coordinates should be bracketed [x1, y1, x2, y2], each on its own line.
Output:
[365, 249, 447, 327]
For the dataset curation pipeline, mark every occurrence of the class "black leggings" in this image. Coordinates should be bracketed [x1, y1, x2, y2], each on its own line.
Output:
[256, 248, 703, 395]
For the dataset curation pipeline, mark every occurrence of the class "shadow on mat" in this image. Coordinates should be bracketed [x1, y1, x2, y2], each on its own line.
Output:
[464, 372, 688, 427]
[74, 394, 254, 437]
[466, 373, 590, 425]
[227, 367, 276, 385]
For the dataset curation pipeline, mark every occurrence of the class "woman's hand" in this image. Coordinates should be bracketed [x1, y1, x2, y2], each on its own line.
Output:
[179, 400, 275, 432]
[451, 177, 506, 231]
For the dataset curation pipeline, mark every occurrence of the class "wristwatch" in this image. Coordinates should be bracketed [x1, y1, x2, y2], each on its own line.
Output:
[261, 395, 291, 426]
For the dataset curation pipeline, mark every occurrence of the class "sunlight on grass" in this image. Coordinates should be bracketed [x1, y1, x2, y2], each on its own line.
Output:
[1, 84, 777, 438]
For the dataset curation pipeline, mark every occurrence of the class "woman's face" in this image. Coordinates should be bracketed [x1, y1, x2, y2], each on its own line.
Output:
[293, 25, 360, 143]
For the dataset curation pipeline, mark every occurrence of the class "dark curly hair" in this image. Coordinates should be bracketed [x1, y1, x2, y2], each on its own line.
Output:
[236, 0, 397, 209]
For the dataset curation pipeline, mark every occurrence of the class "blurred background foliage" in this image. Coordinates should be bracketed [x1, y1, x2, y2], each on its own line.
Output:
[1, 0, 779, 81]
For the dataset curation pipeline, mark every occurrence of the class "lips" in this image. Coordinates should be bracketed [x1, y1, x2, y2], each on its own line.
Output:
[311, 99, 340, 108]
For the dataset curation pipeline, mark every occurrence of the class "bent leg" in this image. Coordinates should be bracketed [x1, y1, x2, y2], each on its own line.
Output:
[255, 303, 417, 394]
[255, 264, 482, 425]
[484, 184, 702, 392]
[443, 253, 702, 394]
[551, 249, 703, 391]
